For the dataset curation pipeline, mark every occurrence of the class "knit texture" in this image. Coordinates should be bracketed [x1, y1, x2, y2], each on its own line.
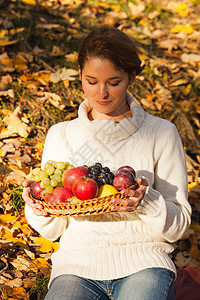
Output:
[25, 93, 191, 286]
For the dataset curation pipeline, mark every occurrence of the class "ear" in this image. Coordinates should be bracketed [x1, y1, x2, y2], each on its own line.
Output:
[79, 67, 82, 79]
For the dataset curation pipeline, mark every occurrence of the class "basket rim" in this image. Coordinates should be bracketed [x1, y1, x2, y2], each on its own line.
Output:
[31, 182, 139, 216]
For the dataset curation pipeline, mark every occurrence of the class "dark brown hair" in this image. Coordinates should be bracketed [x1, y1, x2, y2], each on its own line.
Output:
[78, 26, 142, 77]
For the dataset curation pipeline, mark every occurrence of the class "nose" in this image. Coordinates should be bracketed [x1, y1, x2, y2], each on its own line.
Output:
[100, 84, 109, 99]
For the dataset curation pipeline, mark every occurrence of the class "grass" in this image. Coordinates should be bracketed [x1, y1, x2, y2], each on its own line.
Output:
[29, 272, 49, 300]
[8, 185, 25, 212]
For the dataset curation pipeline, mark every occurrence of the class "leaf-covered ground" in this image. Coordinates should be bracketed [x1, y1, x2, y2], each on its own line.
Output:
[0, 0, 200, 299]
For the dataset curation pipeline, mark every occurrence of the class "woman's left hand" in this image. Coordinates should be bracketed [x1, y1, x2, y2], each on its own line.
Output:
[111, 177, 148, 212]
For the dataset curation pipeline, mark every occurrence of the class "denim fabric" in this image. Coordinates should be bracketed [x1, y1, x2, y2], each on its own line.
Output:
[45, 268, 175, 300]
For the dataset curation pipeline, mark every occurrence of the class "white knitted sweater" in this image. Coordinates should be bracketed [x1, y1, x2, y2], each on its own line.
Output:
[25, 93, 191, 286]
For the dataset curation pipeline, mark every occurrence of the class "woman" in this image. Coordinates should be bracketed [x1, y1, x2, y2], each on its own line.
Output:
[23, 26, 191, 300]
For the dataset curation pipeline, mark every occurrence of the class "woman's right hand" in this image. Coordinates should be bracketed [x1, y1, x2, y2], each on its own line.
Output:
[22, 180, 49, 216]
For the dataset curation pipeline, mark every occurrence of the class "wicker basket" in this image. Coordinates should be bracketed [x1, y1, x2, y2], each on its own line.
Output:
[33, 183, 138, 217]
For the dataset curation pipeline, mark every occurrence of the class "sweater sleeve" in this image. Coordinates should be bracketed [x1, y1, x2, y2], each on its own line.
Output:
[136, 123, 191, 243]
[25, 204, 69, 241]
[25, 123, 71, 241]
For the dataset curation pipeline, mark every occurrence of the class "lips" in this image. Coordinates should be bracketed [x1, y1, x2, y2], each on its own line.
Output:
[97, 101, 111, 105]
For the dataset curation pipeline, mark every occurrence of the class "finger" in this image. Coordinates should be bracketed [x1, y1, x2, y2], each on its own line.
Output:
[22, 187, 34, 204]
[33, 207, 49, 216]
[22, 180, 33, 188]
[111, 203, 137, 212]
[137, 177, 148, 187]
[111, 197, 138, 208]
[120, 188, 139, 198]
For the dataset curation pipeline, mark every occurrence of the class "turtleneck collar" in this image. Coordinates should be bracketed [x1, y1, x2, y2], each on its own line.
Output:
[78, 93, 145, 143]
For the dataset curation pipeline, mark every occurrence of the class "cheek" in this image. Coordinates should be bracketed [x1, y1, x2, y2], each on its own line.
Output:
[82, 83, 96, 97]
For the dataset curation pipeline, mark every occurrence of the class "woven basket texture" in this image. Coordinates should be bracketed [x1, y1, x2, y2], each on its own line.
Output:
[33, 183, 138, 217]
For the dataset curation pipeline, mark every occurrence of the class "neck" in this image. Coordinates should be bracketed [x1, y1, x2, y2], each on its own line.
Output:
[88, 101, 132, 123]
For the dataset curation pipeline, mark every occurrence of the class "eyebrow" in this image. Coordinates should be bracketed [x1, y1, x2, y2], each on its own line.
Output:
[85, 75, 122, 80]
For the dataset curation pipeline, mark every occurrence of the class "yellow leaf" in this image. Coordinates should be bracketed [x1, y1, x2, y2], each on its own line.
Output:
[111, 4, 121, 13]
[174, 4, 188, 17]
[20, 224, 30, 235]
[35, 141, 44, 149]
[170, 79, 188, 86]
[13, 221, 22, 229]
[171, 25, 185, 33]
[65, 51, 79, 63]
[188, 182, 200, 193]
[139, 53, 148, 61]
[93, 2, 110, 8]
[171, 24, 193, 34]
[34, 236, 55, 252]
[52, 242, 60, 252]
[2, 286, 27, 299]
[0, 37, 17, 46]
[1, 108, 13, 116]
[0, 213, 17, 224]
[21, 0, 36, 4]
[0, 29, 8, 37]
[2, 228, 26, 244]
[10, 27, 25, 35]
[184, 25, 193, 34]
[30, 258, 51, 276]
[176, 3, 188, 10]
[184, 84, 192, 95]
[14, 55, 28, 71]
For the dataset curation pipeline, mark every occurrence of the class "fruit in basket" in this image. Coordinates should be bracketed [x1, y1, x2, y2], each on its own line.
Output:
[113, 169, 136, 191]
[72, 176, 98, 200]
[32, 160, 74, 192]
[87, 162, 115, 187]
[98, 184, 118, 197]
[116, 165, 136, 177]
[30, 181, 44, 200]
[45, 187, 72, 203]
[62, 166, 89, 191]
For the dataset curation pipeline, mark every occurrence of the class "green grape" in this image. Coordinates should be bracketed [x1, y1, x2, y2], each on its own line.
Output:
[52, 174, 61, 182]
[42, 177, 51, 187]
[68, 164, 74, 170]
[39, 170, 48, 181]
[56, 161, 66, 170]
[65, 162, 70, 169]
[32, 168, 41, 175]
[46, 165, 55, 175]
[34, 174, 40, 182]
[45, 185, 53, 193]
[54, 169, 62, 176]
[51, 178, 58, 187]
[40, 181, 46, 189]
[47, 160, 55, 165]
[44, 162, 52, 171]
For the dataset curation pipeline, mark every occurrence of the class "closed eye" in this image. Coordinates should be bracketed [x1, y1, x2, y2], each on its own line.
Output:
[88, 81, 97, 85]
[109, 81, 121, 86]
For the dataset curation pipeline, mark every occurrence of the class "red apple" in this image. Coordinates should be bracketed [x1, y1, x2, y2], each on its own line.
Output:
[72, 176, 98, 200]
[116, 165, 136, 177]
[62, 166, 89, 191]
[113, 170, 136, 191]
[45, 187, 72, 203]
[30, 181, 44, 200]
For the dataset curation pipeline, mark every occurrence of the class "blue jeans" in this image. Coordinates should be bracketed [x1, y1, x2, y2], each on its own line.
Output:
[45, 268, 175, 300]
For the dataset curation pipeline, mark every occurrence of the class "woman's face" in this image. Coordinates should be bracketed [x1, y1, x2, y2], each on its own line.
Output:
[80, 57, 134, 120]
